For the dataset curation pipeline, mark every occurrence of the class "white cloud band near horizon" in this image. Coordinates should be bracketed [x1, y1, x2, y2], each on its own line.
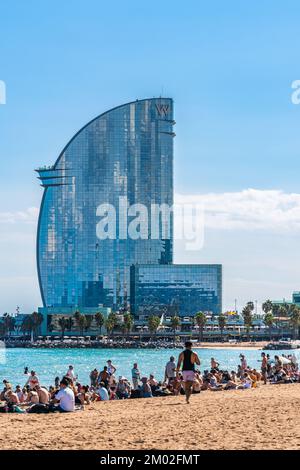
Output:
[176, 188, 300, 232]
[1, 189, 300, 233]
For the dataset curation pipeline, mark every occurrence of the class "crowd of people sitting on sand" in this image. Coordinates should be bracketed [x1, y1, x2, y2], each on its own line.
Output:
[0, 342, 299, 412]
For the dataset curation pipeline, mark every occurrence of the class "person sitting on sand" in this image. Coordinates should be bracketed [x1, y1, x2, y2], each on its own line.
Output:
[5, 389, 19, 405]
[170, 374, 183, 395]
[27, 389, 39, 405]
[35, 385, 50, 404]
[116, 377, 131, 399]
[140, 377, 152, 398]
[211, 357, 219, 371]
[78, 385, 91, 405]
[96, 382, 109, 401]
[4, 390, 24, 413]
[1, 380, 12, 400]
[15, 385, 26, 403]
[192, 371, 202, 393]
[237, 373, 253, 389]
[224, 372, 238, 390]
[207, 372, 224, 391]
[109, 384, 117, 400]
[149, 374, 158, 394]
[52, 378, 75, 412]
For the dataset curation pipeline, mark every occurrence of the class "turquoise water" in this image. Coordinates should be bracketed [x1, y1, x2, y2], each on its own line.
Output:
[1, 348, 299, 387]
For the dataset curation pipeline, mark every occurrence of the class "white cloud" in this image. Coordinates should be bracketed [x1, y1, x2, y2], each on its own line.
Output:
[175, 188, 300, 232]
[0, 207, 39, 224]
[2, 189, 300, 232]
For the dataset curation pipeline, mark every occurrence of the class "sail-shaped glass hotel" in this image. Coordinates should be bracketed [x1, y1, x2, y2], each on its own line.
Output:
[36, 98, 221, 333]
[36, 98, 174, 310]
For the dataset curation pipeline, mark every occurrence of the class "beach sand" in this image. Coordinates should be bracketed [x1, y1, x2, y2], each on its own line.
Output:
[0, 383, 299, 450]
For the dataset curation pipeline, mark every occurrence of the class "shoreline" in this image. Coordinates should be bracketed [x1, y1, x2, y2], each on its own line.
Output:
[1, 384, 299, 450]
[2, 341, 268, 350]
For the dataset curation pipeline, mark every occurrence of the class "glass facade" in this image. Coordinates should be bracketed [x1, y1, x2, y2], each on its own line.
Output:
[130, 264, 222, 317]
[36, 98, 174, 309]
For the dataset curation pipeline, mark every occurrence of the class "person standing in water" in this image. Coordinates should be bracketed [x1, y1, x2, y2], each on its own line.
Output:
[177, 341, 200, 404]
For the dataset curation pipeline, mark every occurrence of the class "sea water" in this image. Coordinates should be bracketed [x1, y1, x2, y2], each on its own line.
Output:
[0, 347, 298, 387]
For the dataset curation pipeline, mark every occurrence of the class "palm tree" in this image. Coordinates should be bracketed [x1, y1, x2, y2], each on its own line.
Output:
[106, 312, 118, 337]
[74, 310, 86, 336]
[66, 317, 74, 333]
[194, 311, 207, 342]
[123, 313, 134, 338]
[263, 312, 274, 341]
[170, 315, 181, 342]
[0, 321, 5, 337]
[95, 311, 105, 336]
[21, 315, 33, 338]
[289, 306, 300, 340]
[78, 315, 87, 336]
[2, 313, 15, 337]
[218, 314, 227, 340]
[31, 311, 43, 340]
[58, 317, 67, 339]
[84, 315, 93, 333]
[147, 315, 161, 339]
[105, 317, 115, 339]
[241, 302, 254, 341]
[262, 300, 273, 315]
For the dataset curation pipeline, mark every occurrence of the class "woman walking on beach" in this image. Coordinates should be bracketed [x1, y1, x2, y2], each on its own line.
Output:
[177, 341, 200, 404]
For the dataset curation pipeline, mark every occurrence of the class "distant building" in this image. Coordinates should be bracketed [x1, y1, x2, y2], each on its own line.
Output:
[292, 291, 300, 305]
[130, 264, 222, 319]
[35, 98, 222, 334]
[36, 98, 174, 311]
[271, 291, 300, 309]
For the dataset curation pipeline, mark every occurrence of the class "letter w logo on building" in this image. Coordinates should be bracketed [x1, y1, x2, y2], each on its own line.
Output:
[155, 104, 169, 116]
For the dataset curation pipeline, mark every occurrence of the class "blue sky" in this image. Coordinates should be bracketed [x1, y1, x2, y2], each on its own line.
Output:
[1, 0, 300, 313]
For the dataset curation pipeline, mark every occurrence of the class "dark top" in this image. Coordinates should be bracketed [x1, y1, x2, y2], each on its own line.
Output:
[182, 349, 195, 371]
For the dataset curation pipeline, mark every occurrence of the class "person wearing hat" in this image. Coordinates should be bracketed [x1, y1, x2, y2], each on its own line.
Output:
[177, 341, 200, 404]
[116, 376, 131, 399]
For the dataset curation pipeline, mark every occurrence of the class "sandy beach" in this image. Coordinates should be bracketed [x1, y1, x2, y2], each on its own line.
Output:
[1, 383, 299, 450]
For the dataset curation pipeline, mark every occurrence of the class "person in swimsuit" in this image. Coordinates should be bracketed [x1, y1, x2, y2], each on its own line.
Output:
[261, 352, 268, 385]
[177, 341, 200, 403]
